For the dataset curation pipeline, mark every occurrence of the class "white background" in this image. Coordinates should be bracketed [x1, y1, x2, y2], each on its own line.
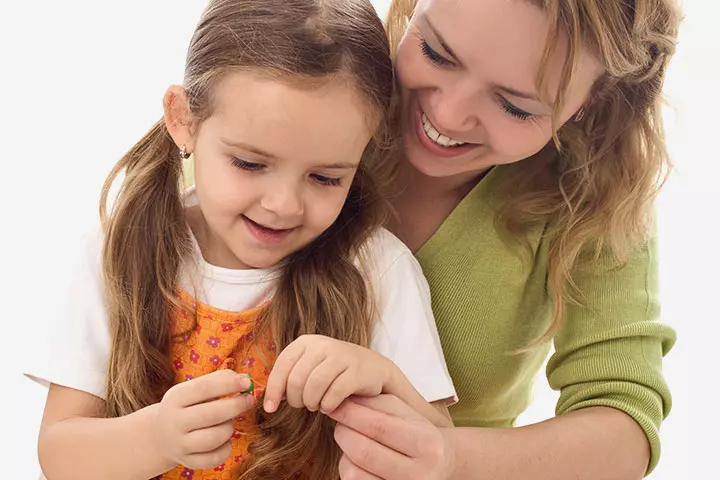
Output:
[1, 1, 717, 478]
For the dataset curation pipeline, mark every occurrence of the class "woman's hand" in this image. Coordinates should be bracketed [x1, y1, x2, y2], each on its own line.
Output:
[328, 395, 456, 480]
[263, 334, 393, 414]
[331, 397, 653, 480]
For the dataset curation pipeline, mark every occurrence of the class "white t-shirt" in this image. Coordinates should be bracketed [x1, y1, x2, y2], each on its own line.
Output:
[27, 225, 456, 404]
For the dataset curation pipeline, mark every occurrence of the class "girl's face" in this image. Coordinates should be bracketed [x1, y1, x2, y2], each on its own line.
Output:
[168, 73, 373, 270]
[394, 0, 604, 181]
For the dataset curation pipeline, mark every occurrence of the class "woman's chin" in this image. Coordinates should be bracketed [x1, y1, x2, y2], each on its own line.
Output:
[402, 135, 475, 178]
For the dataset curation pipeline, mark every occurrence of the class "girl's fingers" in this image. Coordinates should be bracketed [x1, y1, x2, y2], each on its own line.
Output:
[283, 350, 327, 409]
[182, 439, 234, 470]
[182, 394, 253, 432]
[302, 359, 348, 412]
[264, 341, 307, 412]
[181, 419, 235, 456]
[319, 370, 359, 414]
[168, 370, 251, 407]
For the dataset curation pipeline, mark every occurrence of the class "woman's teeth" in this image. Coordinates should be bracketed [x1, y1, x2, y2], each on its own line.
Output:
[421, 113, 466, 147]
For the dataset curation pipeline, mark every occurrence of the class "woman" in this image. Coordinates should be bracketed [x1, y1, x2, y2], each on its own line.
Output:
[327, 0, 680, 478]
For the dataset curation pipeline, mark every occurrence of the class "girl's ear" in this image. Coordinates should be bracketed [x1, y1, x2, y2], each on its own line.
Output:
[163, 85, 196, 153]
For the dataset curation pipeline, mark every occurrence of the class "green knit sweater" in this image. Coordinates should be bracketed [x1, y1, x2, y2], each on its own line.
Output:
[415, 164, 674, 474]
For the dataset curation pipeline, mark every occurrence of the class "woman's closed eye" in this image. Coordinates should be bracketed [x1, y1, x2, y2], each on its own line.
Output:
[420, 39, 453, 67]
[419, 37, 534, 122]
[499, 97, 533, 121]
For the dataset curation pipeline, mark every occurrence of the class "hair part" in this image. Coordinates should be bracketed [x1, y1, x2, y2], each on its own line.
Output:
[100, 0, 394, 478]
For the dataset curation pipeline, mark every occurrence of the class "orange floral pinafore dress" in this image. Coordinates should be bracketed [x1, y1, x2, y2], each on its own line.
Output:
[160, 290, 276, 480]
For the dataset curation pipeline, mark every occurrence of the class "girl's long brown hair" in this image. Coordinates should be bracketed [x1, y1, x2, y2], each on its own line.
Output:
[387, 0, 681, 344]
[99, 0, 394, 478]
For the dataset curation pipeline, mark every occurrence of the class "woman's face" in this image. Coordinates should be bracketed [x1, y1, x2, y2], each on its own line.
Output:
[394, 0, 604, 180]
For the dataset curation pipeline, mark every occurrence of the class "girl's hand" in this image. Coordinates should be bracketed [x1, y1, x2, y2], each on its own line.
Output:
[329, 395, 455, 480]
[263, 334, 393, 414]
[150, 369, 255, 470]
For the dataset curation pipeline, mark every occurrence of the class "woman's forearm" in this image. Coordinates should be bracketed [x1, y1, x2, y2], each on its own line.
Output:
[445, 407, 649, 480]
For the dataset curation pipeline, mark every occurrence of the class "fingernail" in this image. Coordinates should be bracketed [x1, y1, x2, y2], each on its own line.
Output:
[237, 374, 251, 391]
[246, 394, 255, 408]
[264, 399, 276, 413]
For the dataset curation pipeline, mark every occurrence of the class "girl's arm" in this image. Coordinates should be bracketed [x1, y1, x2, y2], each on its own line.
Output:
[382, 363, 454, 427]
[39, 371, 255, 480]
[38, 384, 173, 480]
[263, 334, 454, 428]
[263, 233, 456, 427]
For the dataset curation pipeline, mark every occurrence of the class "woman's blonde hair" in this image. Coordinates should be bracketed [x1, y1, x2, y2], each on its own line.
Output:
[99, 0, 394, 478]
[386, 0, 681, 342]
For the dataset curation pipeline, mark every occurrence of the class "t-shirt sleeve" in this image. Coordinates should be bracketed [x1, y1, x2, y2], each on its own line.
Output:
[24, 229, 111, 399]
[547, 231, 674, 476]
[366, 231, 457, 404]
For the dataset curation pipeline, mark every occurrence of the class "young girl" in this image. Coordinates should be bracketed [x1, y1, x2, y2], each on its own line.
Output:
[28, 0, 456, 479]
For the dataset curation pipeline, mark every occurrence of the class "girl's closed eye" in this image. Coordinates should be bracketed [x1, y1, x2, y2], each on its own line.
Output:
[311, 174, 341, 187]
[231, 157, 265, 171]
[231, 156, 341, 186]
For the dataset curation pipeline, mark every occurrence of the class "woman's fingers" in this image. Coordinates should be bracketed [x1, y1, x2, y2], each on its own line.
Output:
[338, 453, 383, 480]
[330, 395, 455, 480]
[329, 396, 428, 457]
[349, 394, 429, 422]
[334, 422, 416, 479]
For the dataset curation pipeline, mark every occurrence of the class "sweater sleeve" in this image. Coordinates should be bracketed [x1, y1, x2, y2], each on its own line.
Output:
[546, 231, 675, 475]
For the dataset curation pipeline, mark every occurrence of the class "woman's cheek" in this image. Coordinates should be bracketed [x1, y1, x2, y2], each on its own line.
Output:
[394, 38, 431, 91]
[487, 115, 554, 162]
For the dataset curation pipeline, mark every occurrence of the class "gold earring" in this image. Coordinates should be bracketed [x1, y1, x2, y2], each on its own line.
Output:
[573, 108, 585, 122]
[179, 145, 191, 159]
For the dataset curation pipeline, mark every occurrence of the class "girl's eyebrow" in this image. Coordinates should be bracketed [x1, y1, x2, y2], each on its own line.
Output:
[317, 162, 358, 169]
[221, 138, 278, 159]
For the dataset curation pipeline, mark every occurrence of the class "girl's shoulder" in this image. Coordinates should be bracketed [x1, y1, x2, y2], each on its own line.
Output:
[360, 229, 458, 404]
[357, 227, 420, 281]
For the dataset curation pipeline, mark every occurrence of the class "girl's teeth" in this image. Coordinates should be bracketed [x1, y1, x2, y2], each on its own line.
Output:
[421, 113, 466, 147]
